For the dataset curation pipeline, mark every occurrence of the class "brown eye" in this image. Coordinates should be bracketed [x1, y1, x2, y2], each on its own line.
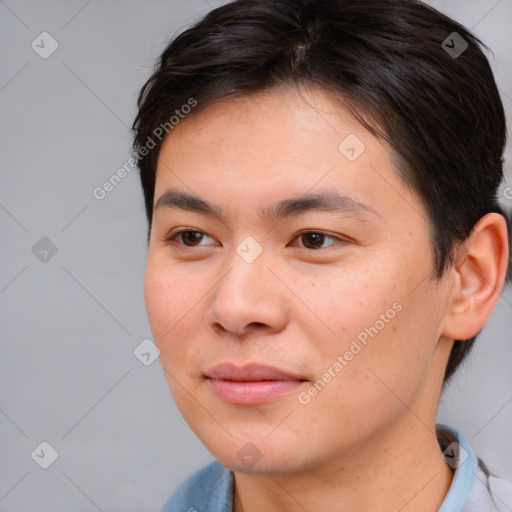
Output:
[301, 232, 325, 249]
[165, 229, 215, 247]
[179, 231, 204, 246]
[297, 231, 340, 250]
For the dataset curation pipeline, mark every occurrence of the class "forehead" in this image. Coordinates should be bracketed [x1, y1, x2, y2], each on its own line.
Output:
[160, 86, 369, 160]
[154, 86, 426, 226]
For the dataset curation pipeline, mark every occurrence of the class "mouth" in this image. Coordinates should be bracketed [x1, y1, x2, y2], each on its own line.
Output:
[205, 363, 308, 405]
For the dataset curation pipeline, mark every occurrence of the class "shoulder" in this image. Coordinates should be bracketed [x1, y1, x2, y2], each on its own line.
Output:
[436, 424, 512, 512]
[158, 460, 233, 512]
[479, 461, 512, 512]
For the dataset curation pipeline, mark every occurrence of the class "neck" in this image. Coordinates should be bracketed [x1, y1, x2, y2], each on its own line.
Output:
[233, 418, 454, 512]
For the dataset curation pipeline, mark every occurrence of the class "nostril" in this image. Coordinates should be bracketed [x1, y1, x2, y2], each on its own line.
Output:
[249, 322, 266, 328]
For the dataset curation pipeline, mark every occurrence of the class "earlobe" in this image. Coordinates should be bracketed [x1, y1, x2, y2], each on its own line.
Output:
[441, 213, 509, 340]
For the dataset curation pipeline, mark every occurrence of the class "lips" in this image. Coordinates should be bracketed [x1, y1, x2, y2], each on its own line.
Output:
[205, 363, 307, 405]
[206, 363, 306, 382]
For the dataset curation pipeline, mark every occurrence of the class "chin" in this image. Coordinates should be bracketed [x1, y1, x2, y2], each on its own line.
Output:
[203, 435, 306, 475]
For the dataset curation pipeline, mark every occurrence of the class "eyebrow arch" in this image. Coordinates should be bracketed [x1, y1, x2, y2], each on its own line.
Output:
[154, 188, 380, 220]
[262, 189, 380, 219]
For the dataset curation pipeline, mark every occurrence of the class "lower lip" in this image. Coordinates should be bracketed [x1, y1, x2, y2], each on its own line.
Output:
[207, 378, 305, 405]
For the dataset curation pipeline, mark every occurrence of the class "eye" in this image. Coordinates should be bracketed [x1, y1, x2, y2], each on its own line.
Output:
[293, 230, 345, 250]
[162, 228, 347, 250]
[163, 229, 216, 247]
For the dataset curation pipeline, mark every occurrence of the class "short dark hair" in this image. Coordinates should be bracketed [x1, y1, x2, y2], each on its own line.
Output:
[132, 0, 511, 384]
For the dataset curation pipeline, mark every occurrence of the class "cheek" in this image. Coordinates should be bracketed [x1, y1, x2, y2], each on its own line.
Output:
[144, 253, 207, 332]
[144, 266, 175, 340]
[310, 294, 444, 427]
[144, 259, 202, 366]
[144, 263, 207, 417]
[291, 258, 440, 400]
[290, 263, 398, 354]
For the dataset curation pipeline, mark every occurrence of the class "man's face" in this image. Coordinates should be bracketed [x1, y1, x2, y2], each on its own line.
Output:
[144, 86, 453, 474]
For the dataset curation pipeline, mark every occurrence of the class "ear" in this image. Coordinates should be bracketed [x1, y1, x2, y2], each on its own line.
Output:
[441, 212, 509, 340]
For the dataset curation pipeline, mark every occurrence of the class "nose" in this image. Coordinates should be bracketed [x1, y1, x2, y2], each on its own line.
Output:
[205, 249, 289, 339]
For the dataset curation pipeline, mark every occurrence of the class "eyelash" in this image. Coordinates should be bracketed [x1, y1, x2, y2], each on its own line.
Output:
[162, 228, 348, 251]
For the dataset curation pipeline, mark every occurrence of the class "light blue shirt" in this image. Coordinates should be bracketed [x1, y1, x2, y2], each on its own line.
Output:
[159, 424, 512, 512]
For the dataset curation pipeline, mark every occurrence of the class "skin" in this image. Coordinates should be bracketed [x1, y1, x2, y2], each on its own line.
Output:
[144, 85, 509, 512]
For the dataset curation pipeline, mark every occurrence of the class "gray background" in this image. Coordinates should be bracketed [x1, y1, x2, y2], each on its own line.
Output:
[0, 0, 511, 510]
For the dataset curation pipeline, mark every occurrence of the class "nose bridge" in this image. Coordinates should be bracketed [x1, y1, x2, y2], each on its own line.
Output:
[207, 239, 288, 335]
[216, 232, 269, 290]
[219, 243, 274, 305]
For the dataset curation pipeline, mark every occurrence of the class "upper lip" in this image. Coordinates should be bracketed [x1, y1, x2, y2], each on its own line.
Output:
[205, 363, 307, 382]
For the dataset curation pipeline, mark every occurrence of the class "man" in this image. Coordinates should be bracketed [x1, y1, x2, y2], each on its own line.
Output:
[132, 0, 512, 510]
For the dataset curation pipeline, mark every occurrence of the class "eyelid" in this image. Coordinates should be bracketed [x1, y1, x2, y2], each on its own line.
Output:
[161, 227, 351, 251]
[162, 227, 218, 247]
[291, 229, 350, 249]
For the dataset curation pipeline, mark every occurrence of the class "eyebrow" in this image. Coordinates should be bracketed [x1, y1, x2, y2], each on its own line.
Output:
[154, 188, 380, 220]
